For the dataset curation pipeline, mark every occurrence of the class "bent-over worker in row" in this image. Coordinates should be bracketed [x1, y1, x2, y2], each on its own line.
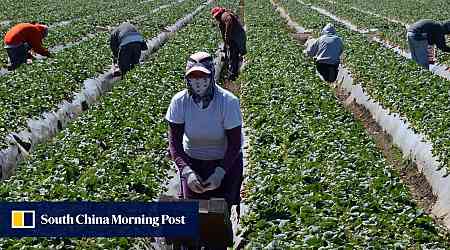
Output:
[4, 22, 50, 70]
[110, 22, 148, 78]
[211, 7, 246, 82]
[305, 23, 343, 83]
[407, 19, 450, 69]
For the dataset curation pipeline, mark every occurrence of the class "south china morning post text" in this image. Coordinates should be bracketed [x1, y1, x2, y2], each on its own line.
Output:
[40, 213, 186, 227]
[0, 202, 199, 237]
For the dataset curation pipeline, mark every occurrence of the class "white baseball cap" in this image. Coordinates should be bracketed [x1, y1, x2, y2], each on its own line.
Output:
[185, 65, 211, 76]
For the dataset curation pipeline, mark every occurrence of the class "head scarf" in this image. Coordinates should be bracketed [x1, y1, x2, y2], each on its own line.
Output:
[185, 52, 216, 108]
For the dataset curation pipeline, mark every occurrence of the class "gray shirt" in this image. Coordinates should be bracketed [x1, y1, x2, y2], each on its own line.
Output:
[306, 24, 343, 65]
[110, 22, 147, 60]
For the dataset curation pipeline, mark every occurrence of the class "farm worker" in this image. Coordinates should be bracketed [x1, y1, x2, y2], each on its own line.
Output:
[166, 51, 244, 214]
[305, 23, 343, 83]
[407, 19, 450, 69]
[211, 6, 246, 82]
[3, 22, 50, 70]
[110, 22, 148, 78]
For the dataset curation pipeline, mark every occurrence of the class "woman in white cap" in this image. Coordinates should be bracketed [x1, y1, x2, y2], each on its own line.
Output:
[165, 51, 244, 213]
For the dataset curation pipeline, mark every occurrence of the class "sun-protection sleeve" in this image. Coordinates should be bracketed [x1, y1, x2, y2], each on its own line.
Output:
[110, 27, 120, 60]
[434, 32, 450, 52]
[168, 122, 191, 171]
[28, 30, 49, 56]
[222, 125, 242, 173]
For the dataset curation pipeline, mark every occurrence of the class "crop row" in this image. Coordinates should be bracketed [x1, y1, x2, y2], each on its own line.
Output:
[43, 0, 169, 48]
[298, 0, 450, 66]
[238, 0, 450, 248]
[0, 0, 199, 150]
[279, 0, 450, 173]
[0, 0, 145, 28]
[299, 0, 407, 48]
[0, 0, 170, 66]
[0, 1, 226, 248]
[335, 0, 450, 24]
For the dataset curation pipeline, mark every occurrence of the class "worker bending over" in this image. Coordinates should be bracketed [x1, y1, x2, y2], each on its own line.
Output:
[305, 23, 343, 83]
[110, 22, 148, 78]
[4, 22, 50, 70]
[211, 7, 246, 82]
[407, 19, 450, 69]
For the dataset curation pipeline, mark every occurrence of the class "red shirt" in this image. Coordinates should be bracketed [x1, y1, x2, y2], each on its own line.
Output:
[4, 23, 49, 56]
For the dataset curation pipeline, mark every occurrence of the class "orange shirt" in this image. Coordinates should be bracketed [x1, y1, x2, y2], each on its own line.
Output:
[4, 23, 49, 56]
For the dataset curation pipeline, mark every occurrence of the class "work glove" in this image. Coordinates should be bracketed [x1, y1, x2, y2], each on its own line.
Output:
[182, 166, 205, 193]
[202, 167, 226, 191]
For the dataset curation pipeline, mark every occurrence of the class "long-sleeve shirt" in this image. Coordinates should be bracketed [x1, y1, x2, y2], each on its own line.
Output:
[4, 23, 49, 56]
[306, 24, 343, 65]
[110, 22, 147, 61]
[408, 19, 450, 52]
[218, 11, 246, 54]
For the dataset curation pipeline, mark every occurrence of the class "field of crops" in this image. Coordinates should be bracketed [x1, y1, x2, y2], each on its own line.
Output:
[275, 0, 450, 174]
[1, 0, 450, 248]
[296, 0, 450, 65]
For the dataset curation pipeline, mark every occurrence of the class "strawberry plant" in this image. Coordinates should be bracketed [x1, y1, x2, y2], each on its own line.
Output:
[43, 0, 170, 47]
[0, 0, 199, 149]
[0, 0, 144, 29]
[238, 0, 450, 247]
[335, 0, 450, 24]
[0, 1, 226, 248]
[280, 0, 450, 173]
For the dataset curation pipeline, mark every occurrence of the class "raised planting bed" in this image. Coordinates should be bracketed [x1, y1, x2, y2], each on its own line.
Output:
[0, 0, 199, 149]
[238, 0, 450, 248]
[281, 0, 450, 174]
[0, 2, 226, 248]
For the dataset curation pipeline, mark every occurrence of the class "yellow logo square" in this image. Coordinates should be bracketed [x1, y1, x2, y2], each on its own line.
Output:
[11, 210, 35, 229]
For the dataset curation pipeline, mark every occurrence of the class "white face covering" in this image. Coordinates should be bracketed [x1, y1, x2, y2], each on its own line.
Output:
[189, 78, 210, 97]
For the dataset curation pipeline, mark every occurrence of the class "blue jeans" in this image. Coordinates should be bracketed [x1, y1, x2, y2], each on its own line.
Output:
[407, 32, 429, 69]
